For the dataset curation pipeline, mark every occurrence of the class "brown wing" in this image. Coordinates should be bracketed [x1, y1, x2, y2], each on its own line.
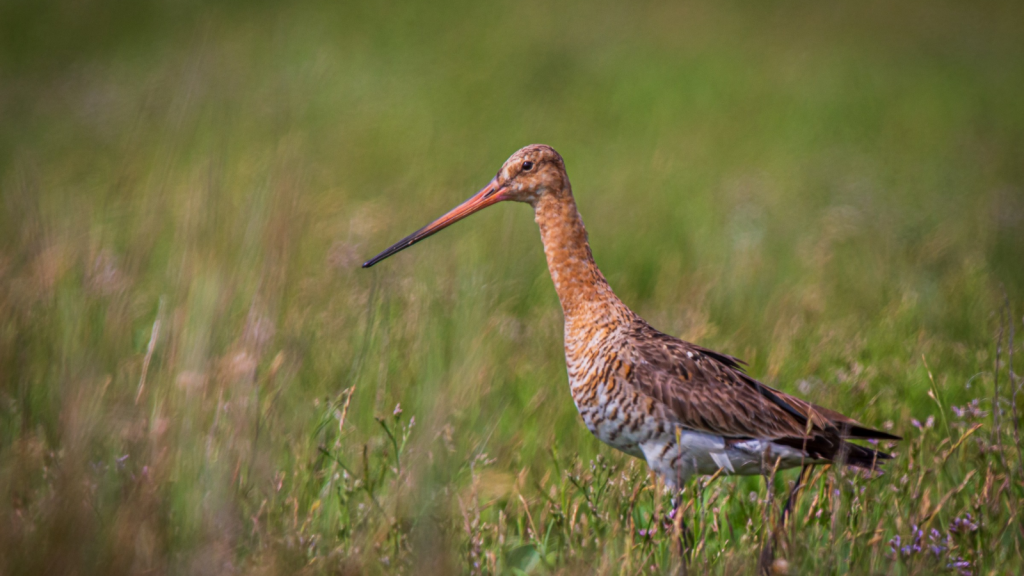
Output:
[623, 317, 898, 460]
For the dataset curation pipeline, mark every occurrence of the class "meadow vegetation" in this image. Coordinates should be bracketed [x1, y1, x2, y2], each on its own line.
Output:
[1, 1, 1023, 574]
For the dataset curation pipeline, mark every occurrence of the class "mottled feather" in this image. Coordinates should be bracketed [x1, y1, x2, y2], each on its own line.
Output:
[622, 315, 898, 463]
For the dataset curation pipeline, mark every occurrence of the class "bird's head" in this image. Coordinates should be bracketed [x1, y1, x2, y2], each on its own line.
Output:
[362, 144, 567, 268]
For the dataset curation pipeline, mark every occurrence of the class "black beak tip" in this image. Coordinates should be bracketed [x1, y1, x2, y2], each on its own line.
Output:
[361, 260, 374, 269]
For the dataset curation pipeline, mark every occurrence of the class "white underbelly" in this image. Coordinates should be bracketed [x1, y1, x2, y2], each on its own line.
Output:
[639, 431, 813, 488]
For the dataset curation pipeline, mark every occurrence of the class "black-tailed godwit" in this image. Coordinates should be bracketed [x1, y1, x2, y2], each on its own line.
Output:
[363, 144, 900, 516]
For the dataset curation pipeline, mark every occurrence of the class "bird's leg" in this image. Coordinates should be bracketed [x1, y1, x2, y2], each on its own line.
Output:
[757, 454, 782, 576]
[670, 492, 692, 575]
[781, 464, 814, 528]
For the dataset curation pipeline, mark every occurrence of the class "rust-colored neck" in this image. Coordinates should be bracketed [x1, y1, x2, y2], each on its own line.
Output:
[533, 189, 622, 320]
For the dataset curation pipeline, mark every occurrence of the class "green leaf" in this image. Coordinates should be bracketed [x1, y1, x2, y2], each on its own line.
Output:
[507, 544, 540, 573]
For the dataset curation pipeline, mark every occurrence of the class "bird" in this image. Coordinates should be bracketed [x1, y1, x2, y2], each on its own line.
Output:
[362, 144, 900, 513]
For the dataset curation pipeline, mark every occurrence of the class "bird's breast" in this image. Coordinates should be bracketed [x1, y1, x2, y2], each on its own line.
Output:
[565, 334, 660, 459]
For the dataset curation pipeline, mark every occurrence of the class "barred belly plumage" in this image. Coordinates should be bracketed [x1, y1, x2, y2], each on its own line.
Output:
[566, 332, 657, 461]
[571, 378, 648, 459]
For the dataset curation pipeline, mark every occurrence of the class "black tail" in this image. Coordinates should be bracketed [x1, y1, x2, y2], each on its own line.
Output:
[843, 424, 902, 442]
[841, 441, 893, 469]
[775, 433, 896, 469]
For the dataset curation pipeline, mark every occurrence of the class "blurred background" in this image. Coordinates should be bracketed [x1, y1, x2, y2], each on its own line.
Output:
[1, 0, 1022, 574]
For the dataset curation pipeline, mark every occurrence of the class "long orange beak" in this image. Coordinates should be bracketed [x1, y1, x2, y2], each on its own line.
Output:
[362, 178, 507, 268]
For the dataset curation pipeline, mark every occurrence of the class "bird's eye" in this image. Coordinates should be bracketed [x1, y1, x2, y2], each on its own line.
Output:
[521, 161, 534, 172]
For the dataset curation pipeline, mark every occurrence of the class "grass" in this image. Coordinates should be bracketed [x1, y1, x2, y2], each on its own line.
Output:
[1, 0, 1023, 573]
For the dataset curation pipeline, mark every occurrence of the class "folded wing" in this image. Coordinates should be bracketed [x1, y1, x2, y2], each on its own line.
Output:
[623, 318, 900, 466]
